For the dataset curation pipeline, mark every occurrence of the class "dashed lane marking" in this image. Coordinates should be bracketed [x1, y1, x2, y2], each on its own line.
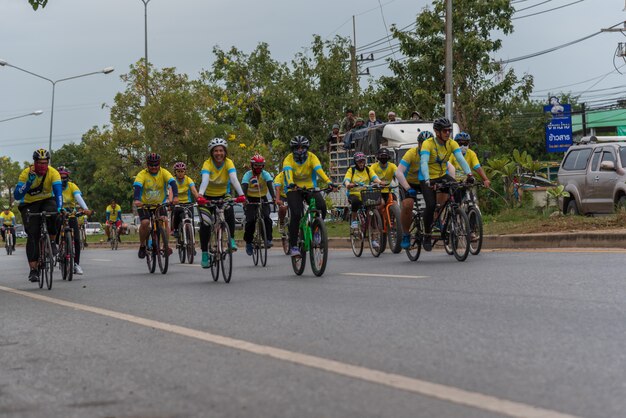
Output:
[342, 272, 429, 279]
[0, 285, 578, 418]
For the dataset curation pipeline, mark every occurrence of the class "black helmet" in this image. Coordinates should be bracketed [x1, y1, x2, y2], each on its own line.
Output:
[146, 152, 161, 165]
[433, 117, 452, 131]
[376, 147, 391, 163]
[290, 135, 310, 151]
[33, 148, 50, 161]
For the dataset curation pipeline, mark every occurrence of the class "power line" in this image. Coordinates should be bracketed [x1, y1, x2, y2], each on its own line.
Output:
[512, 0, 586, 20]
[514, 0, 554, 13]
[532, 63, 626, 93]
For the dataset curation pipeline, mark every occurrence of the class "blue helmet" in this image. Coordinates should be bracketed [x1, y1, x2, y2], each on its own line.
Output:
[417, 130, 434, 143]
[454, 132, 471, 145]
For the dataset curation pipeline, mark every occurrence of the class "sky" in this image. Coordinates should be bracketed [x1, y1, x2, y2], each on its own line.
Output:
[1, 0, 625, 162]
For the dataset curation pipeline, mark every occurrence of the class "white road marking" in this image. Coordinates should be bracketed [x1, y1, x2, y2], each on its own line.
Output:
[342, 272, 429, 279]
[89, 258, 112, 262]
[0, 285, 578, 418]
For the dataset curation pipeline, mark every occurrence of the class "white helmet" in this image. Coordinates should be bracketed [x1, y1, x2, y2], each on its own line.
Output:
[208, 137, 228, 153]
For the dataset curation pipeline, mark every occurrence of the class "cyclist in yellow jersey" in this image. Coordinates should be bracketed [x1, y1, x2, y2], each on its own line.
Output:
[419, 118, 474, 251]
[242, 153, 276, 255]
[105, 198, 122, 242]
[343, 152, 381, 247]
[169, 161, 199, 240]
[273, 171, 288, 233]
[14, 149, 63, 282]
[448, 132, 491, 188]
[0, 206, 16, 251]
[133, 153, 179, 259]
[196, 138, 246, 268]
[57, 166, 93, 275]
[282, 135, 337, 257]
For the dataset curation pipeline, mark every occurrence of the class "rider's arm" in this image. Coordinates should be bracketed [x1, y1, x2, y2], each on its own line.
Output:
[228, 170, 244, 196]
[452, 149, 471, 176]
[242, 183, 249, 196]
[14, 168, 36, 200]
[267, 180, 276, 200]
[311, 154, 331, 184]
[198, 172, 209, 196]
[190, 184, 200, 200]
[133, 184, 143, 202]
[447, 162, 456, 178]
[168, 178, 178, 198]
[395, 163, 411, 191]
[11, 214, 16, 226]
[419, 149, 431, 182]
[75, 193, 89, 210]
[53, 183, 63, 210]
[368, 167, 382, 184]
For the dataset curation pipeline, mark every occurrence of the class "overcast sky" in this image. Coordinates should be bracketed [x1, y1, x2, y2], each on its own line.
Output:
[1, 0, 625, 162]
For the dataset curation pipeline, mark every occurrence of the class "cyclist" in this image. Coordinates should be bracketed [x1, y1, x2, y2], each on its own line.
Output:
[0, 206, 16, 251]
[343, 152, 382, 246]
[419, 118, 474, 251]
[242, 153, 275, 255]
[105, 198, 122, 243]
[396, 131, 431, 249]
[282, 135, 337, 257]
[169, 161, 199, 239]
[57, 166, 93, 275]
[196, 138, 246, 268]
[448, 132, 491, 189]
[370, 147, 398, 213]
[133, 153, 179, 259]
[77, 212, 89, 247]
[14, 149, 63, 282]
[273, 170, 289, 234]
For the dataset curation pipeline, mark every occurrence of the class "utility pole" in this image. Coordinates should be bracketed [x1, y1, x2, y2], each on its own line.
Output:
[351, 15, 359, 109]
[444, 0, 453, 121]
[581, 102, 587, 136]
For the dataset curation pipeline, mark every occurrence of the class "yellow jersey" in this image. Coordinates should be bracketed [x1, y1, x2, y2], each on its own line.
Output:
[200, 158, 236, 197]
[105, 204, 122, 221]
[61, 182, 82, 209]
[282, 152, 330, 189]
[133, 168, 175, 205]
[242, 170, 273, 198]
[343, 166, 379, 198]
[1, 211, 16, 226]
[17, 166, 62, 204]
[370, 161, 397, 193]
[398, 147, 423, 184]
[449, 149, 481, 179]
[174, 175, 196, 203]
[273, 171, 287, 198]
[420, 138, 461, 179]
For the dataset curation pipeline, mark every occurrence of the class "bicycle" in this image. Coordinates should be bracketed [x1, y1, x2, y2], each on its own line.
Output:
[142, 204, 170, 274]
[198, 198, 234, 283]
[378, 185, 403, 254]
[405, 180, 471, 262]
[459, 183, 484, 256]
[247, 201, 272, 267]
[278, 204, 290, 255]
[349, 185, 384, 258]
[4, 226, 15, 255]
[79, 216, 88, 250]
[174, 203, 196, 264]
[26, 211, 57, 289]
[57, 209, 82, 281]
[109, 220, 120, 251]
[290, 186, 331, 277]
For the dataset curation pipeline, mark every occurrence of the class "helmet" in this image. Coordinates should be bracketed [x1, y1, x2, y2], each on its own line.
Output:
[146, 153, 161, 165]
[250, 153, 265, 165]
[376, 148, 391, 163]
[173, 161, 186, 171]
[432, 117, 452, 131]
[290, 135, 310, 151]
[33, 149, 50, 161]
[418, 131, 434, 143]
[57, 166, 71, 176]
[353, 152, 367, 164]
[454, 132, 471, 145]
[208, 138, 228, 153]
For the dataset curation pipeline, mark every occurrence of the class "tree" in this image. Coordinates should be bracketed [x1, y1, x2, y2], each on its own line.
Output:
[373, 0, 533, 153]
[28, 0, 47, 10]
[0, 156, 22, 207]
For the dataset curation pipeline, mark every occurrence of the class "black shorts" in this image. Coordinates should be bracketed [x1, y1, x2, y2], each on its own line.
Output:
[137, 206, 167, 221]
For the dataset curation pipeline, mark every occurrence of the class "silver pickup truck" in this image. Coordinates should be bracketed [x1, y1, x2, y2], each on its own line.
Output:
[558, 136, 626, 215]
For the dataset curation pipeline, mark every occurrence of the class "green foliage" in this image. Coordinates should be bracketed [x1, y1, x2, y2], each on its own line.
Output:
[28, 0, 47, 10]
[0, 156, 22, 207]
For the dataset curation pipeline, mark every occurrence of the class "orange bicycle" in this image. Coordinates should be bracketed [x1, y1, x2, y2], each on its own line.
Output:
[378, 185, 403, 254]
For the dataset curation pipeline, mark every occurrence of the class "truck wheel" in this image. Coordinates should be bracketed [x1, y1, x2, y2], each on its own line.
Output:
[566, 199, 580, 215]
[616, 196, 626, 213]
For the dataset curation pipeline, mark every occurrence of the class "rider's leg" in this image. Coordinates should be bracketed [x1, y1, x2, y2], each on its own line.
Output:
[400, 197, 414, 234]
[262, 202, 273, 242]
[70, 217, 81, 265]
[105, 223, 111, 240]
[286, 191, 304, 248]
[312, 192, 327, 219]
[19, 201, 42, 271]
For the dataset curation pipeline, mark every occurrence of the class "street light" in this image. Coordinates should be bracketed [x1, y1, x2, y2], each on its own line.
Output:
[139, 0, 152, 105]
[0, 110, 43, 123]
[0, 59, 114, 162]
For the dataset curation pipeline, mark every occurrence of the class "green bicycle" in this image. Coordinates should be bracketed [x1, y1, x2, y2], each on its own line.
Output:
[290, 186, 332, 277]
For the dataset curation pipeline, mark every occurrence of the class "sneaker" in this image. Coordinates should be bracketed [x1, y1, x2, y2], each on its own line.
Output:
[400, 234, 411, 249]
[290, 246, 301, 257]
[422, 235, 433, 251]
[201, 252, 210, 268]
[266, 240, 273, 248]
[371, 239, 379, 249]
[246, 243, 253, 256]
[74, 264, 84, 275]
[351, 220, 359, 230]
[138, 245, 147, 259]
[230, 238, 237, 252]
[28, 269, 39, 282]
[51, 242, 58, 257]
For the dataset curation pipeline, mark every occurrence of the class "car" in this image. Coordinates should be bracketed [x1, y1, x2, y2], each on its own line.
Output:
[233, 203, 244, 229]
[14, 224, 27, 238]
[85, 222, 104, 235]
[121, 213, 138, 234]
[269, 211, 278, 226]
[558, 135, 626, 215]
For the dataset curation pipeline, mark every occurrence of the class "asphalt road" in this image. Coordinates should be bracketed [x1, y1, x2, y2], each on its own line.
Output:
[1, 245, 625, 418]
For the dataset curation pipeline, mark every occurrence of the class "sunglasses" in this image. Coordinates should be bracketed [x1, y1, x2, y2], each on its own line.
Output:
[441, 128, 452, 133]
[147, 163, 160, 168]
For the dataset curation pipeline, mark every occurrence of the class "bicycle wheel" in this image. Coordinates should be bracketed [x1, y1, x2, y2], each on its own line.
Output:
[467, 206, 483, 255]
[387, 204, 403, 254]
[157, 225, 169, 274]
[443, 222, 454, 255]
[209, 226, 219, 282]
[177, 224, 186, 263]
[43, 234, 54, 290]
[368, 210, 384, 258]
[350, 212, 364, 257]
[66, 232, 74, 282]
[80, 228, 86, 250]
[406, 212, 423, 262]
[449, 207, 470, 262]
[6, 233, 13, 255]
[291, 226, 306, 276]
[58, 235, 68, 280]
[281, 215, 290, 255]
[257, 217, 268, 267]
[147, 230, 157, 273]
[309, 217, 328, 277]
[110, 227, 117, 250]
[184, 222, 195, 264]
[219, 223, 233, 283]
[252, 222, 260, 266]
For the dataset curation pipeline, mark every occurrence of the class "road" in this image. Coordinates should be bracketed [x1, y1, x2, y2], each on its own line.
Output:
[1, 245, 625, 418]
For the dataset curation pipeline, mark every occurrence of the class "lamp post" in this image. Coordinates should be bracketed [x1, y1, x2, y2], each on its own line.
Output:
[139, 0, 152, 105]
[0, 110, 43, 123]
[0, 59, 114, 162]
